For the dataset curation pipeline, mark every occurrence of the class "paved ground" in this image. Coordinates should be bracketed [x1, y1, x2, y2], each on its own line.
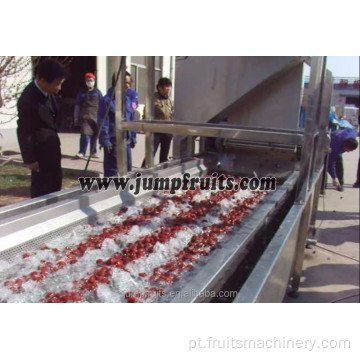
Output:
[284, 147, 359, 303]
[51, 132, 172, 174]
[1, 132, 164, 175]
[2, 133, 359, 303]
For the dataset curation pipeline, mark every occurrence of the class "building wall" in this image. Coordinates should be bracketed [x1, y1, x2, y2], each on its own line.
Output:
[332, 88, 359, 107]
[304, 78, 360, 110]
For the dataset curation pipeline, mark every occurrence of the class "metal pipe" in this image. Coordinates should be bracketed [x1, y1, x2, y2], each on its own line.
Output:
[123, 120, 304, 134]
[295, 56, 325, 202]
[144, 57, 155, 168]
[121, 120, 304, 145]
[113, 56, 128, 175]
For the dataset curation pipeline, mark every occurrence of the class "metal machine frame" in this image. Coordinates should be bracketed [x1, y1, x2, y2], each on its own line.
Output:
[0, 56, 333, 302]
[117, 56, 333, 301]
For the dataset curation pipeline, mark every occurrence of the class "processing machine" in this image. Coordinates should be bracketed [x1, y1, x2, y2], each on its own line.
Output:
[0, 56, 332, 302]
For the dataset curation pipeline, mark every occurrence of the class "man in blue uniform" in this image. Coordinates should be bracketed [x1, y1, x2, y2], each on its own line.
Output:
[328, 128, 358, 192]
[98, 73, 137, 176]
[17, 59, 67, 198]
[74, 73, 103, 159]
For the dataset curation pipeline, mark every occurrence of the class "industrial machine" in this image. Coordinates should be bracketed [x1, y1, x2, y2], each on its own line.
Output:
[0, 56, 332, 303]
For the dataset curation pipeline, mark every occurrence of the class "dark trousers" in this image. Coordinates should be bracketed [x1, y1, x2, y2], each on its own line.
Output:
[103, 144, 132, 177]
[356, 158, 360, 184]
[336, 155, 344, 185]
[31, 143, 62, 198]
[141, 133, 173, 167]
[325, 154, 344, 188]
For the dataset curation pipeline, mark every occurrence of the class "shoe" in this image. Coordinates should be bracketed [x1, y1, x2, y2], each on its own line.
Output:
[91, 154, 100, 159]
[76, 153, 85, 159]
[338, 185, 344, 192]
[353, 182, 360, 188]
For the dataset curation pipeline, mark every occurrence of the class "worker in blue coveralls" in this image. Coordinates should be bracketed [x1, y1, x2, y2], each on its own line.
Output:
[74, 73, 103, 159]
[98, 73, 137, 176]
[328, 127, 358, 192]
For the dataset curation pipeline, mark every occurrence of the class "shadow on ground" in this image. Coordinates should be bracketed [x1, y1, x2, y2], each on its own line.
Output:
[299, 262, 359, 289]
[317, 224, 360, 246]
[285, 287, 360, 303]
[316, 210, 360, 221]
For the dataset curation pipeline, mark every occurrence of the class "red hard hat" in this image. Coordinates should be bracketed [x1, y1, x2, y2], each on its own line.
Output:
[85, 73, 95, 80]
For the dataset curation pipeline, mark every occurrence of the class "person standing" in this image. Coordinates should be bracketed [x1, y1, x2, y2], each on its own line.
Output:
[328, 128, 358, 192]
[142, 77, 174, 167]
[98, 76, 137, 176]
[74, 73, 102, 159]
[125, 72, 138, 170]
[17, 59, 67, 198]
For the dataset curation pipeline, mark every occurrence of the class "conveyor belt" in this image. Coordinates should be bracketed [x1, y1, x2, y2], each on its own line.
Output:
[0, 158, 298, 303]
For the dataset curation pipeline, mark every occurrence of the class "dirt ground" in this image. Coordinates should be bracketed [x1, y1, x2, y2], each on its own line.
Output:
[0, 163, 79, 207]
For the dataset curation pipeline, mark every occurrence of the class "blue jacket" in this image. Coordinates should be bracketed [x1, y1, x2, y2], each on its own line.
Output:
[98, 88, 137, 147]
[328, 128, 357, 178]
[126, 88, 138, 117]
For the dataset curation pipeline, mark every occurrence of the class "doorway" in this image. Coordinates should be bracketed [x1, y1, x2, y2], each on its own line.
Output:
[59, 56, 97, 131]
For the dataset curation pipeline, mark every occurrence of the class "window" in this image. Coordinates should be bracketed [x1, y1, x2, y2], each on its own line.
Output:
[130, 56, 162, 104]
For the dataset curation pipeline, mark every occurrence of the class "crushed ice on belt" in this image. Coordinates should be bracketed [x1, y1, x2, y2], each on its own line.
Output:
[0, 186, 264, 303]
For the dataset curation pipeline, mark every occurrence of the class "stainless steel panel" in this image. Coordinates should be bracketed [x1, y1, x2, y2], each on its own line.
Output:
[163, 171, 299, 303]
[121, 121, 304, 146]
[144, 56, 155, 168]
[113, 56, 128, 176]
[233, 202, 303, 303]
[0, 187, 84, 222]
[174, 57, 306, 128]
[234, 170, 323, 303]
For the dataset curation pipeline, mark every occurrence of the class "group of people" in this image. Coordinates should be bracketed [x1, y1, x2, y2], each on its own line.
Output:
[72, 70, 174, 177]
[17, 59, 174, 197]
[16, 59, 359, 200]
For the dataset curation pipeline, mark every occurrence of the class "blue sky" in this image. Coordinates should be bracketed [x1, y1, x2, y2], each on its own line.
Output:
[326, 56, 359, 77]
[304, 56, 359, 78]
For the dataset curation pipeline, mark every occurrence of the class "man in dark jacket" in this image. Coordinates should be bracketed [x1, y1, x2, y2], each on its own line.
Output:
[17, 59, 67, 198]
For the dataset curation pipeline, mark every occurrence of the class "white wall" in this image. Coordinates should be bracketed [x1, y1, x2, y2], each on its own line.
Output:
[96, 56, 108, 95]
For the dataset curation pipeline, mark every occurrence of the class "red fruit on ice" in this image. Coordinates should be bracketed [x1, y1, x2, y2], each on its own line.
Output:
[57, 261, 67, 269]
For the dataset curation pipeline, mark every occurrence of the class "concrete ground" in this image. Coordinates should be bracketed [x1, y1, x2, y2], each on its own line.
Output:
[2, 133, 359, 303]
[285, 147, 359, 303]
[56, 132, 172, 174]
[1, 131, 169, 175]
